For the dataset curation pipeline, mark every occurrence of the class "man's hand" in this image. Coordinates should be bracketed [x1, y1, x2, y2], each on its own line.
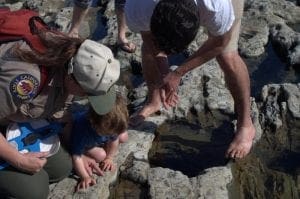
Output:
[81, 154, 104, 176]
[160, 71, 181, 108]
[15, 152, 48, 173]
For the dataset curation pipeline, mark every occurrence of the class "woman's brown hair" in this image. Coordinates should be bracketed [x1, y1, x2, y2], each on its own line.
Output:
[14, 29, 83, 67]
[89, 94, 129, 136]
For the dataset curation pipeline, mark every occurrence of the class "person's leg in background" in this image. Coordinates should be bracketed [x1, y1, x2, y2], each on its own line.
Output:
[68, 0, 92, 37]
[115, 0, 136, 53]
[216, 0, 255, 159]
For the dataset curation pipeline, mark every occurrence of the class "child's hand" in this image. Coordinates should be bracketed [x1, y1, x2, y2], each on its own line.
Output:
[100, 157, 116, 172]
[76, 176, 96, 192]
[81, 154, 104, 176]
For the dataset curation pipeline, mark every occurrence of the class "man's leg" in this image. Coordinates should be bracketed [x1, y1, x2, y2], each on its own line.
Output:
[216, 0, 255, 159]
[217, 52, 255, 159]
[129, 32, 164, 126]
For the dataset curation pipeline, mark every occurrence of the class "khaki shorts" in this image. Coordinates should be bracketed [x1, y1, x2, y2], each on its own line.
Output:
[222, 0, 244, 52]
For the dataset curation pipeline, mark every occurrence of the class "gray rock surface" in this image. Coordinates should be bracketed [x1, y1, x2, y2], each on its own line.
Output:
[0, 0, 299, 198]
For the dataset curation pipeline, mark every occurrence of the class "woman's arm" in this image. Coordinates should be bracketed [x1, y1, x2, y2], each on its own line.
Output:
[0, 133, 48, 173]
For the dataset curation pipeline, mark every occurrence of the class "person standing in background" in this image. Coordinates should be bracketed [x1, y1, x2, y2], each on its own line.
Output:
[69, 0, 136, 53]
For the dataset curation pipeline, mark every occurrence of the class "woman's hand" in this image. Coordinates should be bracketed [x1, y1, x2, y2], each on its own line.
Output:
[76, 176, 96, 192]
[100, 157, 116, 172]
[15, 152, 48, 173]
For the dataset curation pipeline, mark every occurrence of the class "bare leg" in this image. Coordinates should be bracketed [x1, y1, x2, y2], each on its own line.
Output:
[68, 5, 89, 38]
[115, 7, 136, 53]
[216, 52, 255, 159]
[129, 34, 164, 126]
[118, 131, 128, 143]
[85, 147, 106, 163]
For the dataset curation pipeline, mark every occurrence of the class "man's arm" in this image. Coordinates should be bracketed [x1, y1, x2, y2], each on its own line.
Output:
[176, 31, 232, 76]
[162, 31, 232, 107]
[140, 31, 170, 84]
[141, 31, 179, 109]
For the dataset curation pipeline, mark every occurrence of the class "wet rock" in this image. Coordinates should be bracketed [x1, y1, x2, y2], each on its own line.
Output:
[270, 23, 300, 66]
[191, 166, 233, 199]
[148, 167, 195, 198]
[261, 84, 283, 129]
[239, 12, 269, 57]
[1, 0, 299, 198]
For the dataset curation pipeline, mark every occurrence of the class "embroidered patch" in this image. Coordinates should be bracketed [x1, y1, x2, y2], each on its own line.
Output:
[10, 74, 39, 100]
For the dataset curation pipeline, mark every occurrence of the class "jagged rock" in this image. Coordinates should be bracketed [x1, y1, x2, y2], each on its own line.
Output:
[0, 0, 299, 198]
[148, 167, 195, 198]
[270, 23, 300, 66]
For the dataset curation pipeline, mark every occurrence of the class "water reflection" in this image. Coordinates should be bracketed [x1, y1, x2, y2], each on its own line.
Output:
[149, 120, 234, 177]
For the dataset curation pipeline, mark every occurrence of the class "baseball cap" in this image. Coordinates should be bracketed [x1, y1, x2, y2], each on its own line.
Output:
[68, 39, 120, 115]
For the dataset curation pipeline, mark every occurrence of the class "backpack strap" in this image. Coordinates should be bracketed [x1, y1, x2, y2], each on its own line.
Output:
[38, 65, 49, 94]
[0, 8, 50, 94]
[0, 8, 48, 53]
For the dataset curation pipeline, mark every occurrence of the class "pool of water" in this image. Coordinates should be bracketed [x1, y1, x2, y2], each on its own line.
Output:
[148, 119, 234, 177]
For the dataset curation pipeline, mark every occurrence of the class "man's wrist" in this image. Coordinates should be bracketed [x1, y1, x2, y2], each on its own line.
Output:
[170, 65, 183, 77]
[173, 69, 182, 77]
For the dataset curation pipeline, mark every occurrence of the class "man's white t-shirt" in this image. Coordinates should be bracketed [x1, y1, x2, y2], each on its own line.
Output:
[125, 0, 235, 36]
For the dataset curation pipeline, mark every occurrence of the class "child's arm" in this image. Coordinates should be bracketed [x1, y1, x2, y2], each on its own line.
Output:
[101, 138, 119, 172]
[72, 155, 96, 191]
[101, 131, 128, 171]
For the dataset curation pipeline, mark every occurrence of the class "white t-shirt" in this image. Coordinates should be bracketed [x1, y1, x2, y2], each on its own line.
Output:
[125, 0, 235, 36]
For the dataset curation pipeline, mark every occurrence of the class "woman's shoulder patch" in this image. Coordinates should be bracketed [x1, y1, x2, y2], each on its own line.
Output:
[10, 74, 40, 101]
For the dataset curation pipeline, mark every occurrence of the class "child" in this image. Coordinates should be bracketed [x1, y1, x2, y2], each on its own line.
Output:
[70, 94, 129, 191]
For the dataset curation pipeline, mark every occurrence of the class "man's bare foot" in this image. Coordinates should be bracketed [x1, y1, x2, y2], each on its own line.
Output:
[226, 125, 256, 159]
[129, 102, 161, 127]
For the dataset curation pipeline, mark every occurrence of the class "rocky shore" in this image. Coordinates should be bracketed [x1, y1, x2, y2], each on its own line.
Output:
[1, 0, 300, 198]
